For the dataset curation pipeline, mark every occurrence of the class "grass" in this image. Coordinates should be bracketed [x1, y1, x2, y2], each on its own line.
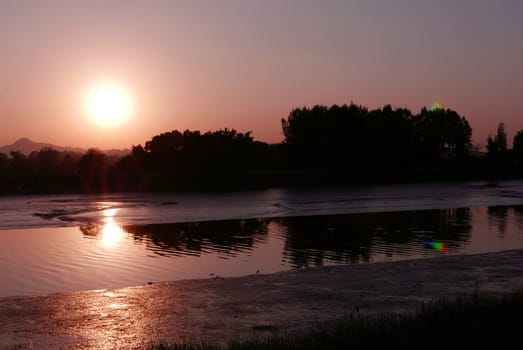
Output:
[145, 290, 523, 349]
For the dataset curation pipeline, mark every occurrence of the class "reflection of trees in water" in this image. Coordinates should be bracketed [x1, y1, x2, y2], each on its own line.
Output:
[121, 219, 270, 258]
[80, 223, 100, 237]
[488, 206, 509, 238]
[278, 208, 472, 268]
[276, 215, 373, 267]
[79, 207, 480, 268]
[409, 208, 472, 242]
[487, 205, 523, 237]
[514, 206, 523, 228]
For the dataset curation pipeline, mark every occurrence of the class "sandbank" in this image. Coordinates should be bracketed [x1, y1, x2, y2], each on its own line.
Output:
[2, 249, 523, 349]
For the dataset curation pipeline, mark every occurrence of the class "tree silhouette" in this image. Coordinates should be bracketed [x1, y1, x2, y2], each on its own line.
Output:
[513, 129, 523, 167]
[281, 103, 371, 168]
[78, 149, 109, 193]
[29, 147, 62, 175]
[485, 122, 514, 181]
[79, 149, 107, 174]
[118, 145, 149, 172]
[0, 103, 521, 194]
[487, 123, 508, 156]
[0, 152, 10, 171]
[413, 107, 472, 164]
[281, 103, 471, 169]
[366, 105, 415, 167]
[130, 128, 259, 173]
[9, 151, 29, 175]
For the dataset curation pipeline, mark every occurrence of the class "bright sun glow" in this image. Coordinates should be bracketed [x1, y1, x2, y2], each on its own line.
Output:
[85, 83, 132, 127]
[100, 208, 125, 247]
[102, 220, 125, 247]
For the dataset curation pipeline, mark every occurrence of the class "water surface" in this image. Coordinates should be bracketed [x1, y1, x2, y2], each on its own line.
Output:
[1, 204, 523, 297]
[2, 180, 523, 297]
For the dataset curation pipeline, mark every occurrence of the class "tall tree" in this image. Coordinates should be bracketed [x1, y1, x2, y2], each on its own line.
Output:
[78, 149, 107, 175]
[513, 129, 523, 163]
[366, 105, 414, 167]
[487, 123, 508, 155]
[281, 103, 471, 168]
[0, 153, 10, 171]
[31, 147, 62, 175]
[281, 103, 369, 168]
[413, 108, 472, 164]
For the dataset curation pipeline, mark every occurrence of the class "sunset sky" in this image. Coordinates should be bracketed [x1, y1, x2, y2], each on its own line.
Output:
[1, 0, 522, 150]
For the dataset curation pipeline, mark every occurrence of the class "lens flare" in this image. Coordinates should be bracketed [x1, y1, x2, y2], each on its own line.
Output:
[431, 102, 443, 112]
[423, 239, 448, 252]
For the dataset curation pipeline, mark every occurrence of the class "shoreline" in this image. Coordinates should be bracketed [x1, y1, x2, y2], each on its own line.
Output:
[2, 249, 523, 349]
[1, 168, 519, 196]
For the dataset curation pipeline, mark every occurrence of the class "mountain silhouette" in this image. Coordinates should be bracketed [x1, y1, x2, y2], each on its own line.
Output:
[0, 137, 129, 156]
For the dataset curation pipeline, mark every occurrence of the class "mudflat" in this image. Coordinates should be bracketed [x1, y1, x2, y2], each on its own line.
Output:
[2, 249, 523, 349]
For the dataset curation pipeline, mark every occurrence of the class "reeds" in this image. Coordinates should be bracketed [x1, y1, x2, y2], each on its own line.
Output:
[145, 289, 523, 349]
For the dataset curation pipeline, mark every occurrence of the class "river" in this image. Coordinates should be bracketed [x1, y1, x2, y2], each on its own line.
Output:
[1, 180, 523, 297]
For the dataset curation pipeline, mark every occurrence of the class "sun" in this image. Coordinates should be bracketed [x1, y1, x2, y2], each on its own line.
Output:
[85, 83, 132, 127]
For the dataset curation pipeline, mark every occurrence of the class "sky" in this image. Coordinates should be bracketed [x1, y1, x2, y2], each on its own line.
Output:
[1, 0, 522, 150]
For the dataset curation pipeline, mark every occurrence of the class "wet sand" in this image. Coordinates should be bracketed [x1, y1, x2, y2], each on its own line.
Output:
[2, 249, 523, 349]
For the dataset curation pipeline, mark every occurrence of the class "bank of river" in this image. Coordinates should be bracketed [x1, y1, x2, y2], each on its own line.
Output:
[2, 248, 523, 349]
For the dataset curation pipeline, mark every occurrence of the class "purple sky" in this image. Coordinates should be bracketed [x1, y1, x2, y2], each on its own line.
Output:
[1, 0, 522, 149]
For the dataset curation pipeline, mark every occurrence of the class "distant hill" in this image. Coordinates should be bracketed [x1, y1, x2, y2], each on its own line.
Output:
[0, 137, 130, 157]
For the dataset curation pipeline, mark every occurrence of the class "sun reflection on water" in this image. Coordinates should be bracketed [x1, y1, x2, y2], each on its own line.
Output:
[100, 208, 125, 247]
[101, 220, 125, 246]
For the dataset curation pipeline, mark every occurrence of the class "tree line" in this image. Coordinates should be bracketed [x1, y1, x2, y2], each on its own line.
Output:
[281, 104, 472, 168]
[486, 123, 523, 170]
[1, 103, 522, 193]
